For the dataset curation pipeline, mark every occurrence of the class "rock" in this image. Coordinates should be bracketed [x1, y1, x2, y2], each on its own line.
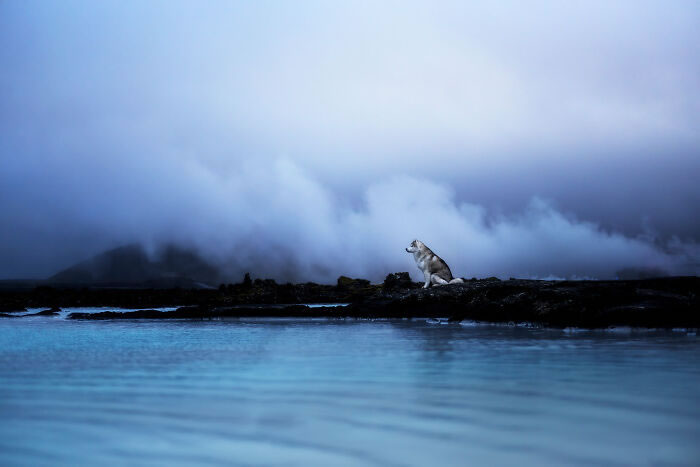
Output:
[68, 309, 164, 320]
[336, 276, 370, 290]
[482, 276, 501, 282]
[5, 275, 700, 328]
[28, 307, 61, 316]
[68, 305, 343, 320]
[383, 272, 415, 291]
[253, 278, 276, 287]
[336, 276, 377, 302]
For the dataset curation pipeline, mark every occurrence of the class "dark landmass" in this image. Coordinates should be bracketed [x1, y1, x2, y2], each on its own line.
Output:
[15, 243, 222, 288]
[2, 272, 697, 328]
[0, 274, 376, 310]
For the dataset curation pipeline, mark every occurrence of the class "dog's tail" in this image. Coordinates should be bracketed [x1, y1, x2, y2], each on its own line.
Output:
[449, 277, 464, 284]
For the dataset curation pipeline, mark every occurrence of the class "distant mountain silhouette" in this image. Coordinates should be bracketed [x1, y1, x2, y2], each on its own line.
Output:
[48, 244, 221, 287]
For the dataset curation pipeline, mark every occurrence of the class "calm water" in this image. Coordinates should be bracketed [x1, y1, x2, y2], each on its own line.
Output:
[0, 309, 698, 466]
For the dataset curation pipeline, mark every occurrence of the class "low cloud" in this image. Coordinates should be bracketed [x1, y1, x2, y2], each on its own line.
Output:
[1, 1, 698, 281]
[2, 155, 698, 282]
[77, 159, 700, 282]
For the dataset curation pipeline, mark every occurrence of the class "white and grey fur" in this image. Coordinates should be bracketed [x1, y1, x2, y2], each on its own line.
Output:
[406, 239, 464, 288]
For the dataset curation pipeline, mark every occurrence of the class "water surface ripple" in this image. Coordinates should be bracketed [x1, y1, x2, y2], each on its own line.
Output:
[0, 312, 698, 466]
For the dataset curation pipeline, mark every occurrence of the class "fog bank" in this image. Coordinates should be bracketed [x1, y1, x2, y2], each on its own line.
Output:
[5, 157, 697, 282]
[1, 0, 698, 280]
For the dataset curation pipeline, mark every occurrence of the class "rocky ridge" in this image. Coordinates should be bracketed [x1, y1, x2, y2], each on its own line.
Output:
[56, 273, 700, 328]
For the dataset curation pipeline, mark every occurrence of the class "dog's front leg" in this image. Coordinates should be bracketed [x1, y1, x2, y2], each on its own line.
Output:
[423, 270, 431, 288]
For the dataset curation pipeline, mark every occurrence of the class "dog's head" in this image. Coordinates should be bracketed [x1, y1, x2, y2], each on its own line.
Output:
[405, 239, 424, 253]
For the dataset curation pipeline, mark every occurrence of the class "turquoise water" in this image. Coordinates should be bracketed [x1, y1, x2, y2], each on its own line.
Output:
[0, 311, 698, 466]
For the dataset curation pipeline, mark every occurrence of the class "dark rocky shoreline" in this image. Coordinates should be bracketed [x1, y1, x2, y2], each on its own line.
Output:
[2, 273, 697, 328]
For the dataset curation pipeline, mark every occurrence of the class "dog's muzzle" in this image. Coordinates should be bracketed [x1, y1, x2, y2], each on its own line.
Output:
[405, 248, 410, 252]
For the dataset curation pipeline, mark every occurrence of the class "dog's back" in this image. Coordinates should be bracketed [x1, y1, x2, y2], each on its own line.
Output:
[425, 248, 454, 281]
[413, 241, 454, 281]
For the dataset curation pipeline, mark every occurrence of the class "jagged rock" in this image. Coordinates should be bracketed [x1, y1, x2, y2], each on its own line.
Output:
[336, 276, 370, 290]
[383, 272, 415, 291]
[5, 274, 700, 328]
[354, 277, 700, 328]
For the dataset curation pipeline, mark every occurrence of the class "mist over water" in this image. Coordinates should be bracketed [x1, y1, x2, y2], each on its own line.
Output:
[137, 160, 698, 282]
[2, 154, 700, 283]
[3, 150, 700, 283]
[1, 0, 699, 281]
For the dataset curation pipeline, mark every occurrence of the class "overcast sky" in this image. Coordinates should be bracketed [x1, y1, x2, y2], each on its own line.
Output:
[1, 0, 698, 281]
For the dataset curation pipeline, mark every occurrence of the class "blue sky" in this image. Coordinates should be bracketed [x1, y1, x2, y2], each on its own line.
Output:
[1, 1, 698, 280]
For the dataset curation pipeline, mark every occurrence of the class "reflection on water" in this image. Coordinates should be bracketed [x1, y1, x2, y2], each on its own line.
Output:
[0, 313, 698, 466]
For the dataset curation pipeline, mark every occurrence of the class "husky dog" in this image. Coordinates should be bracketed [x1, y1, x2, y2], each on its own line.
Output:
[406, 240, 464, 288]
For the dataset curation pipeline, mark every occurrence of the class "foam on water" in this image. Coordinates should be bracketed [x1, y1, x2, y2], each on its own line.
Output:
[0, 311, 698, 466]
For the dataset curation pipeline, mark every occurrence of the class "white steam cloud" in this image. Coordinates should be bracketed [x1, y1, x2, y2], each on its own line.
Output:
[114, 158, 696, 283]
[1, 1, 698, 280]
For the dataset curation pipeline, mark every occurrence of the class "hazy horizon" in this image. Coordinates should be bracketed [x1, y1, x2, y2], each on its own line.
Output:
[1, 0, 699, 282]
